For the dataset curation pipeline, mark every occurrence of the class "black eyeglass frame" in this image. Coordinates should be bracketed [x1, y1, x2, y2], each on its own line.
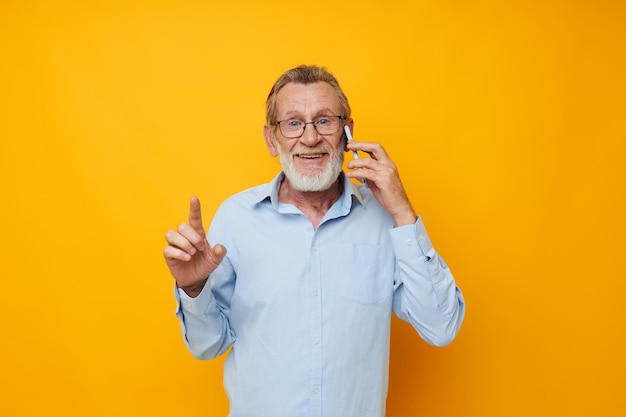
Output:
[276, 115, 345, 139]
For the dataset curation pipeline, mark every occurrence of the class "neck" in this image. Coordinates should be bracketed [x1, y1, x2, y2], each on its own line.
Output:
[278, 175, 343, 229]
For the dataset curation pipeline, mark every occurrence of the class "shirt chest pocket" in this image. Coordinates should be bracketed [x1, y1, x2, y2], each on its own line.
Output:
[338, 243, 394, 305]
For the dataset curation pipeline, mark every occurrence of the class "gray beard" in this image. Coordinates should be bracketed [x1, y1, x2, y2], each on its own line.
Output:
[277, 143, 345, 192]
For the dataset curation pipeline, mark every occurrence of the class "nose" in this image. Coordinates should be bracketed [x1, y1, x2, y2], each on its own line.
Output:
[299, 122, 322, 146]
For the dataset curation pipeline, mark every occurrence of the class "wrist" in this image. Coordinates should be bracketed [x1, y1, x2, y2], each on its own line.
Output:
[179, 277, 208, 298]
[392, 207, 417, 228]
[393, 215, 417, 228]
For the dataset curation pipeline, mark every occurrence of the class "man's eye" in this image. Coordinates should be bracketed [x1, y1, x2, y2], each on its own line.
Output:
[316, 118, 330, 125]
[287, 120, 302, 127]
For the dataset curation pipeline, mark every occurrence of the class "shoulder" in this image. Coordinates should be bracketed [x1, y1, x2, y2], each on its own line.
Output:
[214, 178, 275, 219]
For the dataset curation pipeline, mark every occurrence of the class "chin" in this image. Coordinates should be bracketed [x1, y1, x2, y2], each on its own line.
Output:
[283, 164, 343, 192]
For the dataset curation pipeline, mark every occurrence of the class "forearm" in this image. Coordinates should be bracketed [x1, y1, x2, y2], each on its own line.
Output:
[390, 218, 465, 346]
[175, 283, 235, 359]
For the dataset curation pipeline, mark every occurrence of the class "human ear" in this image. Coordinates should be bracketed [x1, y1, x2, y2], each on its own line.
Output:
[264, 125, 279, 157]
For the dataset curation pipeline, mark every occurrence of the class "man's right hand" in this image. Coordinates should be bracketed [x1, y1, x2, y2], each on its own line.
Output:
[163, 196, 227, 297]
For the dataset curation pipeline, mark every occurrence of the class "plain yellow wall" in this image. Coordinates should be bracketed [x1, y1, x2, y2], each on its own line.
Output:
[1, 0, 625, 416]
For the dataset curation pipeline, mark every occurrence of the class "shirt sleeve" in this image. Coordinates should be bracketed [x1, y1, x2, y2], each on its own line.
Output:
[174, 279, 236, 359]
[389, 216, 465, 346]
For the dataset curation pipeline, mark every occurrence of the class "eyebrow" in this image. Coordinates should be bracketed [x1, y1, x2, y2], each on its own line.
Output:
[281, 108, 339, 119]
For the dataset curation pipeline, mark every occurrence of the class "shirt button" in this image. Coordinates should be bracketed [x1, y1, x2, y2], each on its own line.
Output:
[405, 239, 414, 246]
[313, 337, 320, 345]
[312, 290, 319, 297]
[311, 245, 318, 251]
[418, 234, 425, 242]
[312, 387, 320, 395]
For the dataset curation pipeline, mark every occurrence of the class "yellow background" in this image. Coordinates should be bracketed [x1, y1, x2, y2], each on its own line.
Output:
[1, 0, 625, 416]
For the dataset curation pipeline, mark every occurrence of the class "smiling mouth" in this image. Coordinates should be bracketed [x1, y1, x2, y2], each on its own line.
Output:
[297, 153, 325, 159]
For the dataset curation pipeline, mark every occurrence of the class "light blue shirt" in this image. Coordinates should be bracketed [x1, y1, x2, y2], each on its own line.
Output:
[175, 172, 465, 417]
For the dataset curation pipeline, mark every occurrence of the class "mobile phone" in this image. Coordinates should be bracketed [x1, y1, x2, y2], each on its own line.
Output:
[343, 125, 368, 188]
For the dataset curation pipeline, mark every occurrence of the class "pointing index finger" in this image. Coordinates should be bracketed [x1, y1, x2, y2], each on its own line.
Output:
[188, 196, 205, 235]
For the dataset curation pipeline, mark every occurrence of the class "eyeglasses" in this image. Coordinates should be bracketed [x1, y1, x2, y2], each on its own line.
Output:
[276, 115, 344, 139]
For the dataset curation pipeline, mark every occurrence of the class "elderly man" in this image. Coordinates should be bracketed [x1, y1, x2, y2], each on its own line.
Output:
[164, 65, 465, 417]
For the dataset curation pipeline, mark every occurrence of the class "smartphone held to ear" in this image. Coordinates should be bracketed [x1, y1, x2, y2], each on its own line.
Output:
[343, 125, 368, 188]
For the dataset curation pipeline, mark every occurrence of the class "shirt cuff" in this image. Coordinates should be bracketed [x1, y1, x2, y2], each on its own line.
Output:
[389, 216, 436, 259]
[176, 281, 215, 317]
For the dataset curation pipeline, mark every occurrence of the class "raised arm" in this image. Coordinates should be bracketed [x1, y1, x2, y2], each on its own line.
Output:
[346, 139, 464, 345]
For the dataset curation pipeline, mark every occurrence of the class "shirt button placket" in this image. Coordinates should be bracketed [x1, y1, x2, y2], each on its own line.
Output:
[309, 236, 323, 416]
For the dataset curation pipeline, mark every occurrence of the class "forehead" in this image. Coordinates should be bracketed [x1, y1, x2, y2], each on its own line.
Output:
[276, 81, 341, 117]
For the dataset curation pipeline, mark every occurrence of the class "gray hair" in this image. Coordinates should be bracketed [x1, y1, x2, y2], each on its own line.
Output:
[265, 65, 351, 126]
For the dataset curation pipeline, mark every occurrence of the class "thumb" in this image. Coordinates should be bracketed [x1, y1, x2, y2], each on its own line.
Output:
[210, 244, 227, 266]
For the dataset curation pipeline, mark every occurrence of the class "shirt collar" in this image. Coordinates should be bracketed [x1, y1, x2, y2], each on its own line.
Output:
[253, 172, 365, 210]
